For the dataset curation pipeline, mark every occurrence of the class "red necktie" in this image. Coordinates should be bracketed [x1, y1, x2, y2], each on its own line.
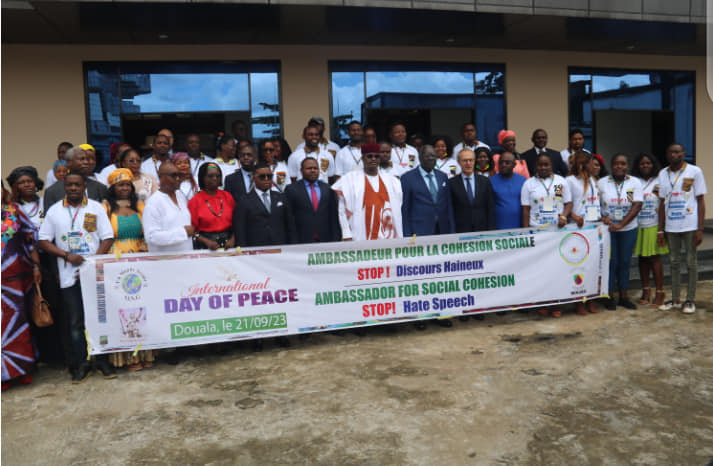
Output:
[310, 183, 319, 212]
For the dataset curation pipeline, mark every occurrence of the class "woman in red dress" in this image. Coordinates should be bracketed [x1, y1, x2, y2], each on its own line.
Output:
[1, 183, 41, 390]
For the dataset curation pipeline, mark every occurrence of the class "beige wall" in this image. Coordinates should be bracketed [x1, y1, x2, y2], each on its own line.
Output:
[2, 44, 710, 216]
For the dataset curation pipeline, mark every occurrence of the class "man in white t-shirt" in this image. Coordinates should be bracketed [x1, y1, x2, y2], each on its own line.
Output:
[38, 173, 115, 383]
[452, 122, 490, 157]
[141, 133, 172, 182]
[389, 122, 419, 177]
[295, 117, 341, 156]
[288, 125, 336, 184]
[335, 121, 364, 177]
[656, 143, 707, 313]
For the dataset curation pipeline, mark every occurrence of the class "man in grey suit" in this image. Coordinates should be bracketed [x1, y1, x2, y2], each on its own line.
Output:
[44, 147, 108, 208]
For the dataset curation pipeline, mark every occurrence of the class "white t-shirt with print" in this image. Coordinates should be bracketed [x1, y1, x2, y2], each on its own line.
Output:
[598, 175, 643, 232]
[287, 147, 336, 183]
[656, 163, 707, 233]
[636, 176, 661, 229]
[39, 198, 114, 289]
[435, 157, 461, 178]
[271, 161, 291, 192]
[390, 144, 420, 177]
[520, 174, 571, 227]
[335, 145, 363, 176]
[566, 175, 600, 223]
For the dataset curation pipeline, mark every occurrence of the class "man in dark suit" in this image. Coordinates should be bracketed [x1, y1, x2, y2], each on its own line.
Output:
[234, 163, 297, 247]
[285, 158, 341, 243]
[521, 129, 568, 177]
[449, 148, 496, 233]
[400, 144, 455, 237]
[224, 143, 256, 202]
[44, 147, 108, 208]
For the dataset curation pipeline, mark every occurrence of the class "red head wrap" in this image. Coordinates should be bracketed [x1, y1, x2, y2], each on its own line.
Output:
[498, 130, 516, 146]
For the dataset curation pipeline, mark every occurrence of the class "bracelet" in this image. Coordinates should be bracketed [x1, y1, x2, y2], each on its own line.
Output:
[64, 251, 70, 260]
[559, 215, 567, 221]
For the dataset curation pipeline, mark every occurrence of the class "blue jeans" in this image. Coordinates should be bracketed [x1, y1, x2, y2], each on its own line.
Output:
[609, 229, 638, 293]
[61, 282, 87, 368]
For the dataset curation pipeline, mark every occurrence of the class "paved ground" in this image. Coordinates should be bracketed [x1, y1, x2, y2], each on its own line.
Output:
[2, 283, 712, 465]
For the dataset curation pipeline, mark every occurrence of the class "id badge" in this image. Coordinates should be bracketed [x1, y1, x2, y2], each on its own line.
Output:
[542, 196, 554, 211]
[612, 207, 624, 221]
[67, 231, 82, 253]
[585, 205, 599, 222]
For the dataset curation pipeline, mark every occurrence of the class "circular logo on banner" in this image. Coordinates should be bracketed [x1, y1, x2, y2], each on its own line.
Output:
[121, 273, 143, 295]
[559, 232, 590, 266]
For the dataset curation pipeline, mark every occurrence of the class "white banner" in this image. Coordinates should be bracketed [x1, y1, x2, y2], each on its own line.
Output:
[80, 224, 610, 354]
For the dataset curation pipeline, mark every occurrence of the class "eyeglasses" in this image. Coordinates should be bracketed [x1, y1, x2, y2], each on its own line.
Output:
[255, 173, 272, 180]
[364, 153, 380, 159]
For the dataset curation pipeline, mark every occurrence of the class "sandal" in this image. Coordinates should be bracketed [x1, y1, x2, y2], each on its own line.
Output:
[128, 363, 143, 371]
[638, 287, 650, 305]
[142, 361, 153, 369]
[652, 289, 666, 307]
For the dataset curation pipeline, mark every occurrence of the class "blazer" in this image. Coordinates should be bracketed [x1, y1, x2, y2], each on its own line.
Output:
[522, 147, 568, 177]
[43, 178, 108, 210]
[285, 180, 341, 243]
[448, 173, 495, 233]
[400, 168, 455, 236]
[234, 190, 297, 247]
[224, 169, 251, 203]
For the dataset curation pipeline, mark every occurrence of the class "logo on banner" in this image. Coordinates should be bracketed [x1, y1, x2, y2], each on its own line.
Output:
[119, 307, 147, 339]
[113, 267, 149, 301]
[559, 232, 590, 266]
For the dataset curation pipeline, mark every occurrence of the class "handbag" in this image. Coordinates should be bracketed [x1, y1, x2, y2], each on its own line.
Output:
[32, 282, 53, 327]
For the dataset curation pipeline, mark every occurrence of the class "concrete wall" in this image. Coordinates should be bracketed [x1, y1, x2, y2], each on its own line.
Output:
[2, 43, 711, 216]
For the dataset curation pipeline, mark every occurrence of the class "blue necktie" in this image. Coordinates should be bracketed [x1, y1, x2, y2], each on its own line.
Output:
[465, 176, 474, 202]
[427, 173, 438, 203]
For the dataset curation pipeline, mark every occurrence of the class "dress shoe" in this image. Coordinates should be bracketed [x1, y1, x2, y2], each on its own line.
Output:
[95, 359, 118, 379]
[71, 363, 92, 384]
[618, 298, 637, 310]
[436, 319, 453, 328]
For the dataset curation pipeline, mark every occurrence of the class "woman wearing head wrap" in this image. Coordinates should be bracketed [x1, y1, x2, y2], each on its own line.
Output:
[102, 168, 154, 370]
[116, 148, 158, 202]
[493, 130, 529, 178]
[170, 152, 198, 200]
[53, 160, 69, 184]
[7, 166, 45, 229]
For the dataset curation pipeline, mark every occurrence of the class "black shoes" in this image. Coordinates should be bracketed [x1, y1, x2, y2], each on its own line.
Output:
[618, 298, 637, 310]
[436, 319, 453, 328]
[604, 298, 617, 310]
[71, 363, 92, 384]
[95, 359, 118, 379]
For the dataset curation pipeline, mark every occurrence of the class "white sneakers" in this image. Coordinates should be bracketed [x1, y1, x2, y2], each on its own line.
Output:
[658, 300, 681, 311]
[658, 300, 697, 314]
[682, 301, 696, 314]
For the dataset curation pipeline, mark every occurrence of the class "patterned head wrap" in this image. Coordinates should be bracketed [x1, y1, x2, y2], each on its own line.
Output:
[107, 168, 134, 186]
[170, 152, 190, 163]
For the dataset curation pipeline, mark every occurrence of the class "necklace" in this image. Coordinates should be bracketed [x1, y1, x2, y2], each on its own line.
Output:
[20, 198, 40, 217]
[205, 196, 224, 217]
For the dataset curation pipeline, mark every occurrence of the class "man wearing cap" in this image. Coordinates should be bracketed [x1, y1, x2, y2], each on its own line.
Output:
[288, 126, 337, 184]
[44, 147, 108, 209]
[295, 117, 341, 156]
[78, 144, 99, 182]
[333, 143, 403, 241]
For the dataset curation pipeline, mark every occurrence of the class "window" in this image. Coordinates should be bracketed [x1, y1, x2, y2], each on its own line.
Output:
[330, 62, 505, 149]
[569, 68, 694, 163]
[85, 61, 281, 168]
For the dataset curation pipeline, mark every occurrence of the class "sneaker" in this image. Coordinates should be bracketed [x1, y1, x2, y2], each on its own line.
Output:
[95, 359, 118, 379]
[618, 298, 637, 310]
[604, 298, 617, 311]
[658, 300, 681, 311]
[682, 301, 696, 314]
[71, 364, 92, 384]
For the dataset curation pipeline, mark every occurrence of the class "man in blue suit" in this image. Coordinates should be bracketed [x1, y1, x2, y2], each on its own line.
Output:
[400, 144, 455, 237]
[400, 145, 456, 329]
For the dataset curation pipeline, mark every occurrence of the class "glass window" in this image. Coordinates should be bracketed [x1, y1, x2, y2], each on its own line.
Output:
[84, 61, 281, 169]
[569, 67, 695, 163]
[330, 62, 505, 148]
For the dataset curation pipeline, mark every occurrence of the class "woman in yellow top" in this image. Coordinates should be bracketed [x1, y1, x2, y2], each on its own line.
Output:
[103, 168, 154, 370]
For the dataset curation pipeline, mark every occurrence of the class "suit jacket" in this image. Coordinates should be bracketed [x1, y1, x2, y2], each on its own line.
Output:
[448, 173, 495, 233]
[234, 189, 297, 247]
[522, 147, 568, 177]
[285, 180, 341, 243]
[400, 168, 455, 236]
[224, 169, 251, 203]
[43, 178, 108, 210]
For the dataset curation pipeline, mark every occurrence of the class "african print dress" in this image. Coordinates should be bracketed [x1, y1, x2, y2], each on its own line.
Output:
[1, 203, 37, 381]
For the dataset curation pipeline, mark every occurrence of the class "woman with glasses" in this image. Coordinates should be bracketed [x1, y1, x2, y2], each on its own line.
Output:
[188, 163, 236, 250]
[260, 139, 290, 192]
[117, 148, 158, 202]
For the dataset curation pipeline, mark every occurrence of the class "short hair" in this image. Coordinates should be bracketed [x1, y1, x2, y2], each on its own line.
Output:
[429, 135, 452, 157]
[389, 121, 406, 133]
[63, 147, 85, 163]
[536, 151, 553, 163]
[154, 133, 170, 143]
[64, 171, 87, 182]
[610, 152, 629, 166]
[666, 142, 684, 152]
[569, 128, 584, 138]
[631, 152, 661, 179]
[457, 148, 475, 161]
[253, 163, 271, 174]
[58, 141, 73, 150]
[347, 120, 362, 129]
[301, 157, 319, 169]
[461, 122, 476, 132]
[197, 162, 223, 190]
[531, 128, 547, 139]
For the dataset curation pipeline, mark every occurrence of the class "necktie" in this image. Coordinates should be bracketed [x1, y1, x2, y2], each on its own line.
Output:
[310, 183, 319, 212]
[427, 173, 438, 203]
[465, 176, 474, 202]
[262, 191, 271, 213]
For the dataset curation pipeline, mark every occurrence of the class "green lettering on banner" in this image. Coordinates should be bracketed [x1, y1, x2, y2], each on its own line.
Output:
[170, 313, 287, 339]
[307, 248, 393, 266]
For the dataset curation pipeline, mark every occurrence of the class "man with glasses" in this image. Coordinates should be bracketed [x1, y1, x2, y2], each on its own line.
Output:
[234, 163, 297, 247]
[143, 161, 196, 252]
[449, 148, 495, 234]
[333, 143, 403, 241]
[489, 151, 526, 230]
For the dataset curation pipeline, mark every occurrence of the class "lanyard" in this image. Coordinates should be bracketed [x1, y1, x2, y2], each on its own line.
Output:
[612, 177, 626, 205]
[539, 176, 554, 196]
[436, 158, 449, 170]
[587, 178, 597, 205]
[393, 146, 406, 165]
[348, 146, 361, 165]
[22, 199, 40, 217]
[667, 163, 686, 192]
[67, 205, 81, 230]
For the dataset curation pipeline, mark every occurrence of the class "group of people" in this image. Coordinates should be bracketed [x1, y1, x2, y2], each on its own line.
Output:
[1, 116, 707, 388]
